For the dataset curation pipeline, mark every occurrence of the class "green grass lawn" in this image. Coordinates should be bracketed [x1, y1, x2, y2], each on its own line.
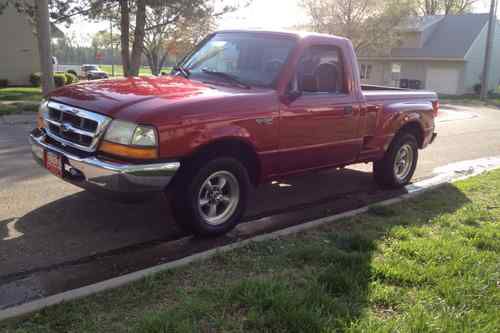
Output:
[0, 87, 42, 114]
[100, 65, 172, 77]
[0, 102, 39, 115]
[0, 87, 43, 102]
[1, 170, 500, 332]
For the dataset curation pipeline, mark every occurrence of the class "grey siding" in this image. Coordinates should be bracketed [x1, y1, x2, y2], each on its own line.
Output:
[464, 21, 500, 94]
[425, 61, 466, 95]
[0, 5, 40, 85]
[358, 58, 466, 94]
[362, 60, 431, 88]
[490, 22, 500, 92]
[358, 60, 385, 85]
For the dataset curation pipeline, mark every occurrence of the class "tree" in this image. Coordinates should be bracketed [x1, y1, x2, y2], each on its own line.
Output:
[91, 0, 144, 76]
[91, 30, 109, 62]
[0, 0, 87, 93]
[417, 0, 478, 15]
[36, 0, 55, 94]
[301, 0, 414, 55]
[142, 1, 219, 75]
[111, 0, 241, 76]
[2, 0, 248, 79]
[119, 0, 131, 76]
[129, 0, 147, 76]
[419, 0, 440, 14]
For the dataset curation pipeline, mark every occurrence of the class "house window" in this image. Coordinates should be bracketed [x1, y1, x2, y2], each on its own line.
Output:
[360, 64, 372, 80]
[392, 63, 401, 74]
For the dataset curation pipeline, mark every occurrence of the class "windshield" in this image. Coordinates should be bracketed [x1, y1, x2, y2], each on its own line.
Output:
[181, 33, 297, 88]
[83, 65, 98, 71]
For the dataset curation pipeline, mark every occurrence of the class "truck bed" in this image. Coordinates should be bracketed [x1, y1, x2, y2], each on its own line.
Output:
[361, 85, 437, 102]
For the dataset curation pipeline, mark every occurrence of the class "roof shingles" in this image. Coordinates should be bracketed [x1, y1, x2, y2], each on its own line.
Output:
[391, 14, 489, 59]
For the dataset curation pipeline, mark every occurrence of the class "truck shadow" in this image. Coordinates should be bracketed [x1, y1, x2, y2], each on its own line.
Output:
[1, 167, 416, 279]
[0, 191, 184, 277]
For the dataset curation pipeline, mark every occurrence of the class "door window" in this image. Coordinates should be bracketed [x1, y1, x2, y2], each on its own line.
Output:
[295, 45, 346, 94]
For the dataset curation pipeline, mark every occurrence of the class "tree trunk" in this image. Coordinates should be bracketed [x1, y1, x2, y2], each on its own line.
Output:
[145, 47, 164, 76]
[145, 53, 154, 75]
[35, 0, 55, 95]
[151, 51, 159, 75]
[158, 53, 167, 75]
[130, 0, 147, 76]
[119, 0, 130, 77]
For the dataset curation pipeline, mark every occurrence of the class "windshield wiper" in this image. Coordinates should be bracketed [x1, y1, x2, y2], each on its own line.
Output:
[201, 69, 251, 89]
[172, 65, 190, 79]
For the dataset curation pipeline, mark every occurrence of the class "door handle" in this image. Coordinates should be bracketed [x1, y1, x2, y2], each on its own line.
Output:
[344, 106, 354, 115]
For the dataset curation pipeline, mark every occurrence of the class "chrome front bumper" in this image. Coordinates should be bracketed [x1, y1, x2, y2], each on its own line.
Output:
[30, 130, 180, 199]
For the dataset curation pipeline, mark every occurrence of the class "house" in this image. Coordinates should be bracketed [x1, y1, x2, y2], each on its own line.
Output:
[358, 14, 500, 95]
[0, 4, 40, 86]
[0, 3, 63, 86]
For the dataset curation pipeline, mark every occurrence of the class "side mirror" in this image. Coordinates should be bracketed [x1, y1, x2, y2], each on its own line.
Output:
[287, 88, 302, 102]
[283, 74, 302, 104]
[285, 73, 302, 104]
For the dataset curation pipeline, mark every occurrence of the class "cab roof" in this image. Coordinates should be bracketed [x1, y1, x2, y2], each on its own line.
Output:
[214, 29, 349, 43]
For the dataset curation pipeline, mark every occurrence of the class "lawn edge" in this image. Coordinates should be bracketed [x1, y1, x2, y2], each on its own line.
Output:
[1, 157, 500, 322]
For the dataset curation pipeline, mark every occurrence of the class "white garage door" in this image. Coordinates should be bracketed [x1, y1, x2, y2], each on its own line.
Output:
[425, 67, 460, 95]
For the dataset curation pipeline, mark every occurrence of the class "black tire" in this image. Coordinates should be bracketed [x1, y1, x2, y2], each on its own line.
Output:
[171, 157, 250, 237]
[373, 133, 418, 188]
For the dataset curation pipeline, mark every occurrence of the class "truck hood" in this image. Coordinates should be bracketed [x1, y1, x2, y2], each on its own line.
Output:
[49, 76, 228, 119]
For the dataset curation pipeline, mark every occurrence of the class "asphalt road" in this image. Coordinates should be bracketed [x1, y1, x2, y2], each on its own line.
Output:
[1, 103, 499, 306]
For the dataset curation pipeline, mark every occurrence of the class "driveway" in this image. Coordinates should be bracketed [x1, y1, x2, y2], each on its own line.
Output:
[1, 103, 499, 307]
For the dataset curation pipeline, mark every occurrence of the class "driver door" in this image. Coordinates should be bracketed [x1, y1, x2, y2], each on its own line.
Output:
[279, 44, 362, 174]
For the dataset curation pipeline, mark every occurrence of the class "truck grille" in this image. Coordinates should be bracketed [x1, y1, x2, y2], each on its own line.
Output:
[44, 101, 112, 152]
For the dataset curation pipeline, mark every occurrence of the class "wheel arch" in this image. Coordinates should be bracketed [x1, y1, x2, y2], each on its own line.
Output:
[182, 137, 262, 186]
[393, 121, 425, 149]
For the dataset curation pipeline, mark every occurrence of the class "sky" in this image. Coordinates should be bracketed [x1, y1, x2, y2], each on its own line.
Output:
[60, 0, 496, 46]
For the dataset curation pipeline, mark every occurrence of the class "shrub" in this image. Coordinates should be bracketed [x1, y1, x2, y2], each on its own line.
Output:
[30, 72, 73, 87]
[0, 79, 8, 87]
[30, 72, 41, 86]
[53, 73, 67, 87]
[64, 72, 79, 85]
[474, 83, 481, 95]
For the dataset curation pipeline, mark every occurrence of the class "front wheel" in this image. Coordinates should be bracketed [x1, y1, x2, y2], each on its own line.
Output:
[373, 133, 418, 188]
[171, 157, 250, 237]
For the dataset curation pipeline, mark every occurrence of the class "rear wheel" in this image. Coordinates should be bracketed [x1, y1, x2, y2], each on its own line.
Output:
[171, 157, 250, 237]
[373, 133, 418, 188]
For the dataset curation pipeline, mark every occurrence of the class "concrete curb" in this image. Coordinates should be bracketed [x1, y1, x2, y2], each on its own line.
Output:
[1, 157, 500, 322]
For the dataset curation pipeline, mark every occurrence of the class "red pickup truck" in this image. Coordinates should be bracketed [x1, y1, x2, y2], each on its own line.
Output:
[30, 30, 438, 236]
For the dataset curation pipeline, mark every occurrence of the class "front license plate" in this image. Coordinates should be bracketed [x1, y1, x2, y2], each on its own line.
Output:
[44, 150, 63, 178]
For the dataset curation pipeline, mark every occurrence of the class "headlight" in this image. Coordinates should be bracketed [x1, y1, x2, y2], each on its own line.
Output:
[104, 120, 157, 147]
[132, 126, 157, 146]
[37, 100, 49, 129]
[100, 120, 158, 160]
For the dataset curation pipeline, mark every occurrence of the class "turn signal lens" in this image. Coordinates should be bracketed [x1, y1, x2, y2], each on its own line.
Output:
[36, 112, 45, 129]
[37, 100, 49, 129]
[99, 141, 158, 160]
